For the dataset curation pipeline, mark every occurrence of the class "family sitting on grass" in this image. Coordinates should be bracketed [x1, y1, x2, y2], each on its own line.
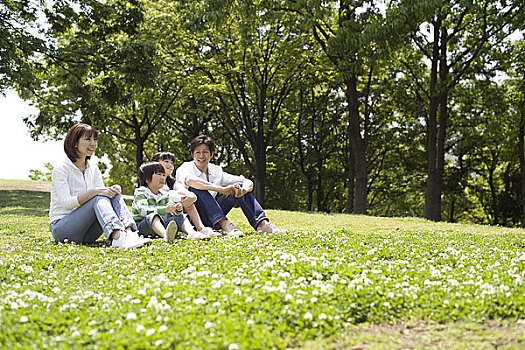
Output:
[49, 123, 287, 249]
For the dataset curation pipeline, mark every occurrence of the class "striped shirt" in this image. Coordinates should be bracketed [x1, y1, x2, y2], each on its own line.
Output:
[132, 186, 179, 222]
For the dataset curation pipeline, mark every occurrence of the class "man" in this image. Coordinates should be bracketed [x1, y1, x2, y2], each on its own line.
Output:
[176, 135, 287, 237]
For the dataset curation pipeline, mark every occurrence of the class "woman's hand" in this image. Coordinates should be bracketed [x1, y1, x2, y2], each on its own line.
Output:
[97, 186, 120, 198]
[110, 184, 122, 194]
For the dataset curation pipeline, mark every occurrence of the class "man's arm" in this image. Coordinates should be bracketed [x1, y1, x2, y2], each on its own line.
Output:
[184, 177, 236, 196]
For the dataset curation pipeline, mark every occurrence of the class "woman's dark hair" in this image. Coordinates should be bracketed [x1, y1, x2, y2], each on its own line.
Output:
[64, 123, 98, 162]
[189, 135, 214, 155]
[137, 162, 166, 187]
[151, 151, 176, 189]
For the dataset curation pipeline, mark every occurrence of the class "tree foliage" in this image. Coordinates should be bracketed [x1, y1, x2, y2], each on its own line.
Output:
[8, 0, 525, 227]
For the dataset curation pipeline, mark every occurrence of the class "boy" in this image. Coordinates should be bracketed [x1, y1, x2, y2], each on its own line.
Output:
[132, 162, 211, 241]
[151, 151, 217, 237]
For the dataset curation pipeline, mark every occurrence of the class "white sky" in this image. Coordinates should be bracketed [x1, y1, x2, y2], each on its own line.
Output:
[0, 90, 64, 180]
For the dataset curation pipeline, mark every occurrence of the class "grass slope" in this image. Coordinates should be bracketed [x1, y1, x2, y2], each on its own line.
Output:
[0, 180, 524, 349]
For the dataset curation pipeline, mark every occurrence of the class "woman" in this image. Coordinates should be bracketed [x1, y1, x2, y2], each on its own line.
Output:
[49, 123, 150, 249]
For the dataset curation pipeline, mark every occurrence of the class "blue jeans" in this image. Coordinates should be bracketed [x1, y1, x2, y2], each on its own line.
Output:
[50, 194, 137, 244]
[136, 213, 184, 238]
[189, 187, 267, 229]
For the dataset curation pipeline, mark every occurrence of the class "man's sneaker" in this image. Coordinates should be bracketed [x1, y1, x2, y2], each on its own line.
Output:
[112, 231, 144, 249]
[221, 222, 245, 238]
[198, 226, 221, 237]
[185, 231, 211, 240]
[164, 221, 178, 243]
[257, 221, 288, 235]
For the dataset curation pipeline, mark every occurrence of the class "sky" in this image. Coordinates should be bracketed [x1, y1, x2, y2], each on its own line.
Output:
[0, 90, 64, 180]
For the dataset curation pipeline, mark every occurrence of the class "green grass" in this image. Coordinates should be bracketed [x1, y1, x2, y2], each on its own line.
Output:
[1, 180, 525, 349]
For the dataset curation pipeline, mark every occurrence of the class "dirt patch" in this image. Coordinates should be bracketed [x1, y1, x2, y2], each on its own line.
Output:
[0, 181, 51, 192]
[294, 320, 525, 350]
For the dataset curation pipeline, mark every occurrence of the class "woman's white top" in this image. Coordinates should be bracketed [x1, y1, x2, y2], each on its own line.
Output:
[49, 156, 104, 223]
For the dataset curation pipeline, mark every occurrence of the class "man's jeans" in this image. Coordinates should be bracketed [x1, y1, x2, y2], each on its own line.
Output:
[50, 194, 136, 244]
[189, 188, 267, 229]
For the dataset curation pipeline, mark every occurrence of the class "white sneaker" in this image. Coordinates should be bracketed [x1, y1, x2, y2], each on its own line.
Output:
[257, 221, 288, 235]
[221, 222, 245, 238]
[198, 226, 221, 237]
[112, 231, 144, 249]
[185, 230, 211, 241]
[164, 221, 178, 243]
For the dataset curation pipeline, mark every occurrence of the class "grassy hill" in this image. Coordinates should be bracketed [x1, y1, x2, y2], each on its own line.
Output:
[1, 179, 524, 349]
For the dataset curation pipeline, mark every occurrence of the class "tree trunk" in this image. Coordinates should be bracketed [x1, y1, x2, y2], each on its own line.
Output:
[135, 138, 144, 187]
[345, 76, 367, 214]
[316, 154, 325, 212]
[254, 142, 266, 206]
[519, 111, 525, 228]
[424, 18, 444, 221]
[345, 151, 355, 213]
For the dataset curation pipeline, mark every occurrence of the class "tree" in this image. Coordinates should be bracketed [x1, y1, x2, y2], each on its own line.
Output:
[274, 0, 426, 214]
[0, 0, 45, 93]
[401, 0, 523, 221]
[163, 0, 310, 206]
[23, 0, 189, 192]
[508, 39, 525, 227]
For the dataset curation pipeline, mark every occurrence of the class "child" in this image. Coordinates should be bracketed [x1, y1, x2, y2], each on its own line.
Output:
[151, 152, 219, 237]
[132, 162, 211, 241]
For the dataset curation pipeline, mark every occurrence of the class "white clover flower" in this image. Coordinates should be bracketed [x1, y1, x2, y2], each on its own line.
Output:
[228, 343, 239, 350]
[126, 312, 137, 320]
[193, 298, 207, 305]
[146, 329, 155, 336]
[155, 340, 164, 346]
[159, 325, 168, 333]
[245, 297, 253, 303]
[285, 294, 293, 301]
[318, 313, 327, 320]
[304, 312, 313, 320]
[204, 321, 214, 329]
[136, 325, 145, 333]
[20, 316, 28, 323]
[164, 292, 173, 299]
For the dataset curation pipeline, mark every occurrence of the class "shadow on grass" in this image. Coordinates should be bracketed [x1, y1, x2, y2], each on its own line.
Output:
[0, 190, 50, 217]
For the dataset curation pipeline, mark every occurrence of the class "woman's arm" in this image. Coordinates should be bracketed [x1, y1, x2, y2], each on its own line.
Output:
[77, 187, 119, 206]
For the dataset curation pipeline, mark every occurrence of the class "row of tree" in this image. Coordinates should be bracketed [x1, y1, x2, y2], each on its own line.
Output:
[2, 0, 525, 227]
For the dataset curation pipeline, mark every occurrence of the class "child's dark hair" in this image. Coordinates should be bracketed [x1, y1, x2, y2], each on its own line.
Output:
[151, 151, 176, 189]
[137, 162, 166, 187]
[151, 151, 175, 163]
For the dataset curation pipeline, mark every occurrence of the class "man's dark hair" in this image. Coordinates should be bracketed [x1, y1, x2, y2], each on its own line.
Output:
[189, 135, 215, 155]
[137, 162, 165, 187]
